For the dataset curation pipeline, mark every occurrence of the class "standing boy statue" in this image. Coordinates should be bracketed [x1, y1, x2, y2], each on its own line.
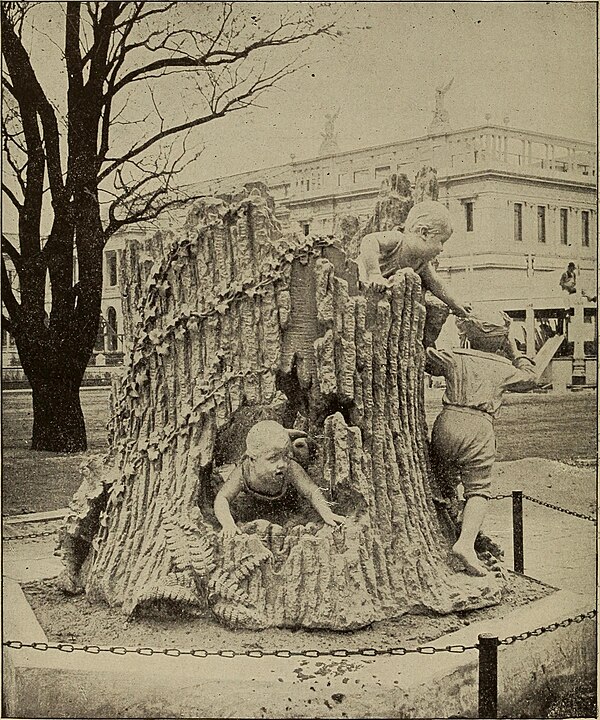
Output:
[214, 420, 345, 537]
[356, 200, 471, 317]
[426, 310, 538, 576]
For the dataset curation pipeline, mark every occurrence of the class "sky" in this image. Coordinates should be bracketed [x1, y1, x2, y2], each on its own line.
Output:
[187, 1, 597, 181]
[10, 2, 598, 197]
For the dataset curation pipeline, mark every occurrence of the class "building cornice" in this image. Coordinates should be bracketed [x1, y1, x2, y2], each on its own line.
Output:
[441, 168, 596, 191]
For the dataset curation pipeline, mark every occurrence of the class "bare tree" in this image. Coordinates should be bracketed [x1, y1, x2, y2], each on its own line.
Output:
[1, 1, 336, 451]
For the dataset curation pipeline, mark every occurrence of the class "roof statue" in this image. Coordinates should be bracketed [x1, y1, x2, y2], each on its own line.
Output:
[429, 77, 454, 134]
[318, 108, 340, 156]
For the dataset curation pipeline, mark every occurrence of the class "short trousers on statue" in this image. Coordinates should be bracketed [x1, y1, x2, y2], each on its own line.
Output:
[430, 407, 495, 500]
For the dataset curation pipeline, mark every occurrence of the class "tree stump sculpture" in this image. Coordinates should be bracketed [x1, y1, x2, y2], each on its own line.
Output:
[58, 176, 505, 630]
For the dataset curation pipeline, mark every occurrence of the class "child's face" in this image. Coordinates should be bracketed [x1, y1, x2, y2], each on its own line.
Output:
[250, 439, 292, 483]
[417, 225, 452, 260]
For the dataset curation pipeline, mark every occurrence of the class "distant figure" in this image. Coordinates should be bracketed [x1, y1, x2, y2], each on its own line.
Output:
[559, 262, 577, 295]
[356, 200, 472, 317]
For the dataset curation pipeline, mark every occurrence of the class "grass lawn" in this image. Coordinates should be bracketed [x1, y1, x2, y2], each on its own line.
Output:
[2, 388, 110, 516]
[2, 386, 597, 516]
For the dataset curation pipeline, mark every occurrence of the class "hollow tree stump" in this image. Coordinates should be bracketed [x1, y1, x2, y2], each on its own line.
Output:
[58, 181, 505, 630]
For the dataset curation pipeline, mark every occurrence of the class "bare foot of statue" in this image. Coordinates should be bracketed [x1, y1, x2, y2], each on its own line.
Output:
[452, 542, 487, 577]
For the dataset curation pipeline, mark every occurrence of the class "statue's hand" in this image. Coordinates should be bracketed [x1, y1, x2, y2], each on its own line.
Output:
[287, 429, 308, 442]
[323, 512, 346, 527]
[221, 524, 241, 538]
[453, 302, 472, 317]
[369, 274, 392, 291]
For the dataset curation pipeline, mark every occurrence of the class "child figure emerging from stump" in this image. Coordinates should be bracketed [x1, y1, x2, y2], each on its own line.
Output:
[427, 311, 538, 576]
[356, 200, 472, 317]
[214, 420, 345, 537]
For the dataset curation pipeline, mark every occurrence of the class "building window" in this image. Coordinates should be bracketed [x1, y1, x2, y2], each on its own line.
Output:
[106, 251, 117, 287]
[537, 206, 546, 243]
[353, 169, 369, 184]
[375, 165, 390, 179]
[94, 319, 105, 352]
[106, 307, 118, 352]
[560, 208, 568, 245]
[465, 202, 474, 232]
[514, 203, 523, 242]
[582, 210, 590, 247]
[306, 179, 310, 191]
[302, 223, 310, 236]
[337, 173, 347, 187]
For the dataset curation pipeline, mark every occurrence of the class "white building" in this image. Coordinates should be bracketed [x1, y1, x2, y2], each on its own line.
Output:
[3, 120, 597, 388]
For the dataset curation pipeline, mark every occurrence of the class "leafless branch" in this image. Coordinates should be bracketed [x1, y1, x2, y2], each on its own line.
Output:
[2, 233, 22, 270]
[107, 8, 334, 99]
[2, 182, 23, 211]
[1, 252, 21, 320]
[2, 313, 14, 335]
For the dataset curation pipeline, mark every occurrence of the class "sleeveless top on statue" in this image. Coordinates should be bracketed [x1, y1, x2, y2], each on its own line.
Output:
[379, 236, 427, 279]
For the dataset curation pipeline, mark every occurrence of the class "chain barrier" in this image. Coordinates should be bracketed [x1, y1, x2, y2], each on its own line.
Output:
[2, 640, 476, 658]
[522, 494, 597, 523]
[4, 609, 595, 658]
[3, 529, 57, 542]
[499, 609, 596, 645]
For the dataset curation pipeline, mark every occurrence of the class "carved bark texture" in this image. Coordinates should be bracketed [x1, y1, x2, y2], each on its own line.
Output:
[59, 182, 504, 630]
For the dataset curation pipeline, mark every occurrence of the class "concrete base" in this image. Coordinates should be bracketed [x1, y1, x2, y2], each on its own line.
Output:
[3, 578, 595, 719]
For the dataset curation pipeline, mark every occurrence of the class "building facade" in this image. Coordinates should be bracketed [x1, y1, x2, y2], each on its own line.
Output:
[202, 123, 596, 306]
[3, 122, 597, 387]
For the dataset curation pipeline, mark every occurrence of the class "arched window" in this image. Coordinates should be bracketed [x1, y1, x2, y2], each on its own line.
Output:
[106, 307, 118, 352]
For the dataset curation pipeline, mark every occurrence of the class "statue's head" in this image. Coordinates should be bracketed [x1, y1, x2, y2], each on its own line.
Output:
[404, 201, 453, 260]
[245, 420, 292, 482]
[456, 309, 511, 354]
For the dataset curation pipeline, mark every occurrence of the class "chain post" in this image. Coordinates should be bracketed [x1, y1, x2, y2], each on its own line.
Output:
[512, 490, 524, 574]
[478, 633, 499, 719]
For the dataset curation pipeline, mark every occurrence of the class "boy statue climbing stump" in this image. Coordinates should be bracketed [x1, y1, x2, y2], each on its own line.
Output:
[356, 200, 472, 317]
[427, 311, 539, 576]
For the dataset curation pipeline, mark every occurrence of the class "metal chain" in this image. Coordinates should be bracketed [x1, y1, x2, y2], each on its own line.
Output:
[523, 495, 597, 523]
[3, 529, 57, 542]
[4, 611, 595, 659]
[2, 640, 476, 658]
[500, 610, 596, 645]
[490, 494, 512, 500]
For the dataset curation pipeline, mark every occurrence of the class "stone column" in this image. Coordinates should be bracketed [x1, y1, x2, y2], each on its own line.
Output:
[525, 304, 536, 357]
[571, 299, 586, 385]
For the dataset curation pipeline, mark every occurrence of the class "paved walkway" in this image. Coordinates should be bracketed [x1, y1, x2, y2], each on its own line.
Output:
[483, 497, 596, 597]
[3, 518, 64, 584]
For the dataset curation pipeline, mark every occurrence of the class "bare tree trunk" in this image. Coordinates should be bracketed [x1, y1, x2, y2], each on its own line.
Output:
[59, 181, 505, 630]
[14, 283, 99, 453]
[31, 373, 87, 452]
